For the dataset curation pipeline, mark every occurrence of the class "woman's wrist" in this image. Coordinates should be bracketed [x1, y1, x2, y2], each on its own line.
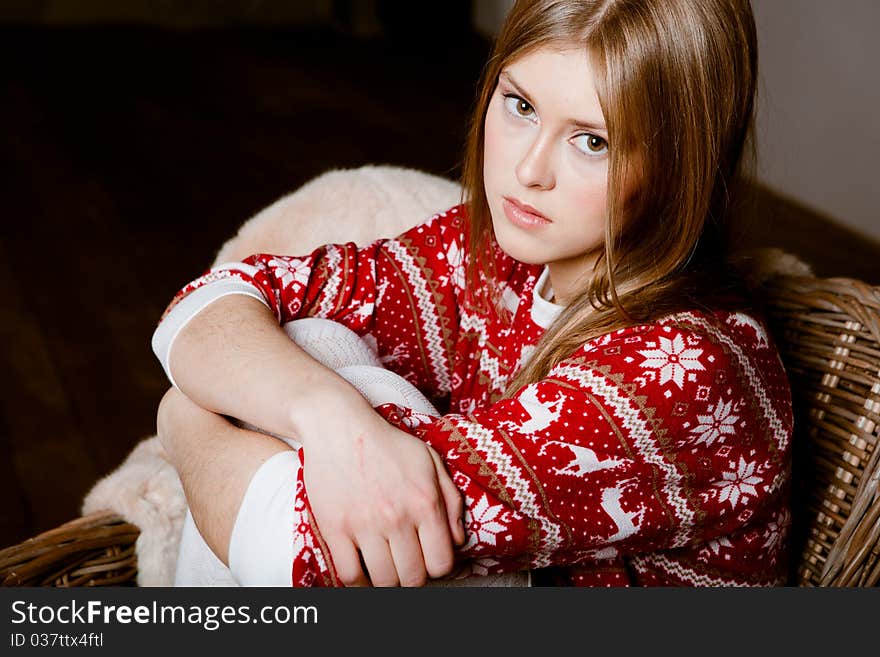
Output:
[288, 377, 379, 447]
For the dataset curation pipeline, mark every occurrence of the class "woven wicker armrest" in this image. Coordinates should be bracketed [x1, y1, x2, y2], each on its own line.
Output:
[762, 275, 880, 586]
[0, 510, 139, 587]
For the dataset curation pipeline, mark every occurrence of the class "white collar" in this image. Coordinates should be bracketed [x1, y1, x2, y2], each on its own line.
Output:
[530, 266, 566, 329]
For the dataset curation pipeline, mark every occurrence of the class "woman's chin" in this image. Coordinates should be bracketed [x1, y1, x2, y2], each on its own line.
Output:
[492, 228, 550, 265]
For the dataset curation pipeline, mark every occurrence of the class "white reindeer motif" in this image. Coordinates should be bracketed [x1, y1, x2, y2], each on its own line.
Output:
[556, 443, 626, 477]
[583, 546, 619, 561]
[501, 384, 567, 435]
[352, 301, 375, 320]
[375, 278, 391, 306]
[379, 341, 409, 366]
[600, 480, 646, 543]
[518, 344, 537, 369]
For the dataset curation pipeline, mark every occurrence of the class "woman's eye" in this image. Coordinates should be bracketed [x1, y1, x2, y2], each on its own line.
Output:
[572, 133, 608, 156]
[503, 94, 536, 121]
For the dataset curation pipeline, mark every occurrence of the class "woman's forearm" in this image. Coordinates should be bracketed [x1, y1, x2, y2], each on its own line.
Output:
[167, 294, 375, 444]
[162, 294, 466, 587]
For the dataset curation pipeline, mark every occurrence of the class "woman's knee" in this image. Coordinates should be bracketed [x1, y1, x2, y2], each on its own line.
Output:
[281, 317, 381, 369]
[156, 387, 182, 452]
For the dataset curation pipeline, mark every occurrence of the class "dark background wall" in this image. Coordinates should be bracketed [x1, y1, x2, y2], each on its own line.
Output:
[0, 3, 487, 547]
[0, 0, 336, 28]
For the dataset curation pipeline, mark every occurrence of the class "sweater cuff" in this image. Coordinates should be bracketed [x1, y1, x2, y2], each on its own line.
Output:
[151, 280, 271, 389]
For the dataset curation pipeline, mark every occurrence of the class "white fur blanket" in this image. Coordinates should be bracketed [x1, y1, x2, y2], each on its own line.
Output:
[81, 164, 812, 586]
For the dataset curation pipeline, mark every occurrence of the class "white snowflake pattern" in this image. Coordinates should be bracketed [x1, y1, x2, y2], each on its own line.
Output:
[637, 334, 705, 389]
[691, 398, 740, 446]
[728, 312, 769, 348]
[267, 256, 309, 289]
[698, 536, 733, 562]
[292, 519, 311, 564]
[762, 509, 790, 552]
[462, 494, 508, 550]
[714, 457, 763, 509]
[291, 475, 329, 581]
[706, 536, 733, 555]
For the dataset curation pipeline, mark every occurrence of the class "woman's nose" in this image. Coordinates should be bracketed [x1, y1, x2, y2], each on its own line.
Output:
[515, 133, 556, 190]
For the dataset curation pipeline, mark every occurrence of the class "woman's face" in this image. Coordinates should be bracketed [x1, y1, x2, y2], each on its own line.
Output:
[483, 46, 612, 294]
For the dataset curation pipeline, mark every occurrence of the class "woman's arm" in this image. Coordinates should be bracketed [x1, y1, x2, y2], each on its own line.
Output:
[163, 319, 787, 586]
[277, 320, 792, 585]
[157, 381, 465, 586]
[152, 207, 470, 584]
[154, 207, 468, 434]
[387, 320, 792, 575]
[167, 293, 368, 442]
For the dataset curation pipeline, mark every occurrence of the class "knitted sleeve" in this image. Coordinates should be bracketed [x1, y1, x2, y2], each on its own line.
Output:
[291, 316, 793, 586]
[152, 205, 467, 401]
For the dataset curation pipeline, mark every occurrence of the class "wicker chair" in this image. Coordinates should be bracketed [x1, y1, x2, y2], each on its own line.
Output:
[1, 273, 878, 587]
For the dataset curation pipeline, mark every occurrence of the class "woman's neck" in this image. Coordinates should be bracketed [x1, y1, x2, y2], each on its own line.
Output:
[546, 256, 597, 306]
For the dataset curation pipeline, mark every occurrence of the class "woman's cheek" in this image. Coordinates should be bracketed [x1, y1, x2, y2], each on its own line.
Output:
[563, 173, 608, 241]
[565, 162, 607, 211]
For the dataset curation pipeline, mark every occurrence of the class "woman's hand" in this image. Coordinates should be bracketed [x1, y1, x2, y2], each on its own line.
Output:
[299, 399, 465, 587]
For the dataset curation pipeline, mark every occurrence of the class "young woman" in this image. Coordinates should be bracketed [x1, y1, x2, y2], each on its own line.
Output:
[153, 0, 793, 587]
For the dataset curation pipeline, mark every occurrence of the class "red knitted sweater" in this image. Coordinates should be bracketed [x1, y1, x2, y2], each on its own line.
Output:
[161, 203, 793, 586]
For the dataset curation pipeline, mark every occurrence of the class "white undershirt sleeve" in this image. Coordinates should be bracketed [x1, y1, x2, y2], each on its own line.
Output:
[151, 276, 271, 389]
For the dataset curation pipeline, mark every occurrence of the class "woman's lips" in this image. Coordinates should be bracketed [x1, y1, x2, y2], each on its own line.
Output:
[502, 197, 552, 229]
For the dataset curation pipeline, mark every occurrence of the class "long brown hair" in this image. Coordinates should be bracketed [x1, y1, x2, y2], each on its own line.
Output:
[458, 0, 760, 399]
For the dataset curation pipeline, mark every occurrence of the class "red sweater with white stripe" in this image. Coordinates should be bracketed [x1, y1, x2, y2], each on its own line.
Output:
[157, 203, 793, 586]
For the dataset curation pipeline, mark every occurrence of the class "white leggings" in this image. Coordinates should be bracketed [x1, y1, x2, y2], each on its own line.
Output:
[174, 317, 529, 587]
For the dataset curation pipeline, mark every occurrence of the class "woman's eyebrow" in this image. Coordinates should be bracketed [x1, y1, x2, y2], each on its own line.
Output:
[499, 70, 608, 134]
[499, 71, 535, 104]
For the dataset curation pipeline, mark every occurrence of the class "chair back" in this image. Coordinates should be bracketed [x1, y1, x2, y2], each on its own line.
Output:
[761, 275, 880, 586]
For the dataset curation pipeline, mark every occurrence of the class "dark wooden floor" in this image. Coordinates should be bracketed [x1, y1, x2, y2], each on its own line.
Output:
[1, 24, 878, 549]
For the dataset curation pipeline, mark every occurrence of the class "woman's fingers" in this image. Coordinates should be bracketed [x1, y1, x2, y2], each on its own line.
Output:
[301, 412, 462, 588]
[357, 536, 399, 587]
[426, 445, 466, 546]
[388, 528, 428, 587]
[325, 536, 369, 587]
[417, 509, 456, 580]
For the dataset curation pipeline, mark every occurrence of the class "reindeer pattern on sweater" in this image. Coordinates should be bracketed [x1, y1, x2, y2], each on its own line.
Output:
[158, 204, 793, 586]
